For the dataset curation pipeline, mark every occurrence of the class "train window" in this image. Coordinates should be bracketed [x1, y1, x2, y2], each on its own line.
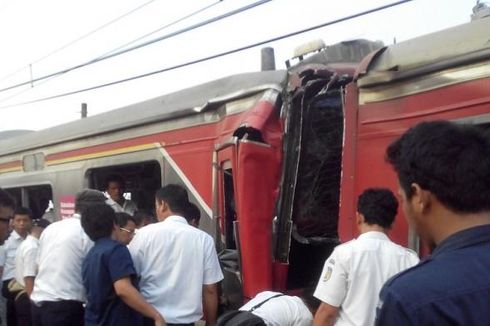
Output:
[5, 185, 54, 221]
[87, 161, 162, 214]
[22, 153, 45, 172]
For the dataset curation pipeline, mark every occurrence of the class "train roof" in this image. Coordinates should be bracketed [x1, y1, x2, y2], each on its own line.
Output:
[357, 17, 490, 87]
[0, 70, 285, 156]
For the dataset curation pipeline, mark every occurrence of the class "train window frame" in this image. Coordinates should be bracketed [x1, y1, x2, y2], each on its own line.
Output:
[4, 184, 54, 220]
[86, 160, 162, 214]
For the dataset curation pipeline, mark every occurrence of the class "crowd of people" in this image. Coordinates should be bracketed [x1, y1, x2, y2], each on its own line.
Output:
[0, 181, 218, 326]
[0, 120, 488, 326]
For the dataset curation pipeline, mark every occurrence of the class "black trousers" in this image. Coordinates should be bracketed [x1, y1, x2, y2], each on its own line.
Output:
[143, 317, 194, 326]
[2, 279, 17, 326]
[31, 300, 84, 326]
[14, 292, 31, 326]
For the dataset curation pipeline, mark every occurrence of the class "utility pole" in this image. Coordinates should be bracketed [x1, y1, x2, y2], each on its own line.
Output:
[81, 103, 87, 118]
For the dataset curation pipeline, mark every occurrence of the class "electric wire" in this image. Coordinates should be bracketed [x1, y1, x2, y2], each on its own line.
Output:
[0, 0, 413, 110]
[99, 0, 223, 59]
[0, 0, 157, 84]
[0, 0, 223, 104]
[0, 0, 272, 94]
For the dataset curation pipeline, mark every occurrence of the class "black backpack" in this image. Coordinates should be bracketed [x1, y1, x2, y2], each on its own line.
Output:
[217, 294, 284, 326]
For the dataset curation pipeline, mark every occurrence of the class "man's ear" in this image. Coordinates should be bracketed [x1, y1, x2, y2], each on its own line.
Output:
[355, 212, 364, 225]
[410, 183, 431, 214]
[157, 200, 169, 214]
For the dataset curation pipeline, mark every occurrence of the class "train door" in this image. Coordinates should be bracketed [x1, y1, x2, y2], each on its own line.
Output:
[234, 138, 280, 299]
[214, 139, 241, 309]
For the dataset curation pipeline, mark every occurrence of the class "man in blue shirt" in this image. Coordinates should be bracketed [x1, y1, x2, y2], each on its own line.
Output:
[80, 203, 166, 326]
[376, 121, 490, 325]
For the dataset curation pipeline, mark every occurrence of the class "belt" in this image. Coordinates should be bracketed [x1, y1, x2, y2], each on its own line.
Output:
[32, 300, 83, 308]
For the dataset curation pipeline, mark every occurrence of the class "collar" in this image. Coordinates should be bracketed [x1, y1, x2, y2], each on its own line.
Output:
[432, 224, 490, 257]
[10, 230, 22, 240]
[357, 231, 390, 241]
[95, 237, 113, 244]
[163, 215, 189, 225]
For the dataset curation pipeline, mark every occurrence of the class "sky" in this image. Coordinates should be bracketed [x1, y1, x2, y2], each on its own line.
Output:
[0, 0, 480, 132]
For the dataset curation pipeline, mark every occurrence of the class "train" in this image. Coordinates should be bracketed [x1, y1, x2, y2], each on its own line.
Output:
[1, 15, 489, 308]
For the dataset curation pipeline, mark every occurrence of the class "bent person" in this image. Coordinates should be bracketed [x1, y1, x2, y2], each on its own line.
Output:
[81, 203, 165, 326]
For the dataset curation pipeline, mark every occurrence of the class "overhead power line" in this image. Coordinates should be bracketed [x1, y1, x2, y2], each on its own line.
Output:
[99, 0, 223, 59]
[0, 0, 272, 94]
[0, 0, 158, 84]
[0, 0, 224, 105]
[0, 0, 413, 111]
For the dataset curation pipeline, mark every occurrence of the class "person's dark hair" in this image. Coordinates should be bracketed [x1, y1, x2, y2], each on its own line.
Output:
[0, 188, 15, 209]
[155, 184, 189, 215]
[132, 209, 155, 226]
[81, 203, 115, 241]
[182, 202, 201, 224]
[114, 212, 136, 228]
[357, 188, 398, 228]
[386, 121, 490, 213]
[13, 206, 33, 220]
[75, 189, 107, 213]
[105, 174, 125, 189]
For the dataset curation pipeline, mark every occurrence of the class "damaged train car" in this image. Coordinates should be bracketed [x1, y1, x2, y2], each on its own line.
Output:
[0, 16, 489, 308]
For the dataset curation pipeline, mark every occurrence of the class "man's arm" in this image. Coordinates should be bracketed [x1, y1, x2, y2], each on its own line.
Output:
[313, 302, 339, 326]
[114, 277, 166, 326]
[24, 276, 35, 296]
[202, 283, 218, 326]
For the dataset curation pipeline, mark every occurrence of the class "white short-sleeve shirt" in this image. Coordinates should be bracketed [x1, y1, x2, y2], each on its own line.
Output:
[240, 291, 313, 326]
[314, 231, 419, 326]
[15, 234, 39, 286]
[1, 230, 25, 281]
[128, 215, 224, 324]
[30, 215, 93, 303]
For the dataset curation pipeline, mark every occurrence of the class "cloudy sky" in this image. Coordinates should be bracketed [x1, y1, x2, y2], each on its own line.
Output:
[0, 0, 478, 131]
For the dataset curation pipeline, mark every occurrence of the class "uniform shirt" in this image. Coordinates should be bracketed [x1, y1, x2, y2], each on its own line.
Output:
[240, 291, 312, 326]
[83, 237, 143, 326]
[15, 234, 39, 286]
[1, 230, 25, 281]
[105, 198, 137, 215]
[128, 215, 223, 324]
[314, 231, 419, 326]
[31, 214, 93, 303]
[376, 224, 490, 326]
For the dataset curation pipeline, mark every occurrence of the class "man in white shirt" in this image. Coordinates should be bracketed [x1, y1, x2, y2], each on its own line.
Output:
[128, 184, 224, 326]
[0, 188, 15, 326]
[30, 189, 106, 326]
[1, 207, 32, 326]
[313, 188, 419, 326]
[0, 189, 15, 246]
[14, 218, 50, 326]
[105, 174, 137, 215]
